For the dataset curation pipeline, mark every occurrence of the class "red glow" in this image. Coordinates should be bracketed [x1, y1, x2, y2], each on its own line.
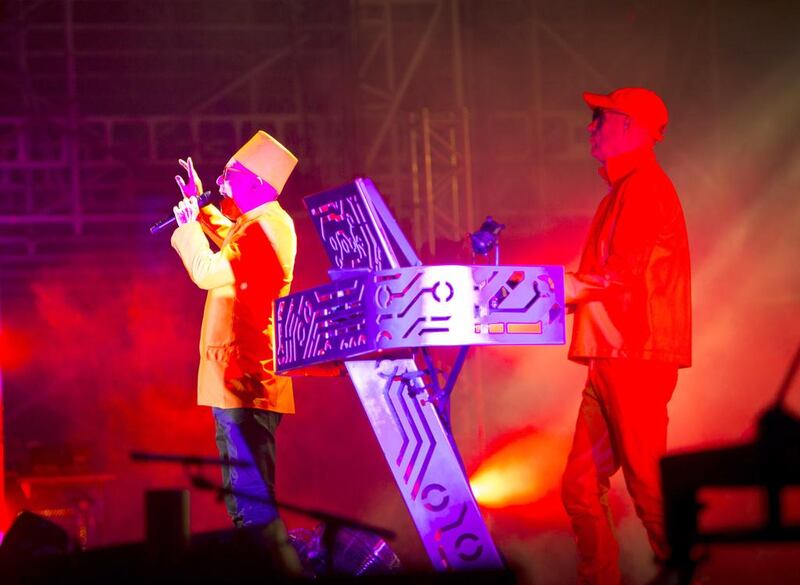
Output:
[0, 326, 32, 370]
[469, 429, 570, 509]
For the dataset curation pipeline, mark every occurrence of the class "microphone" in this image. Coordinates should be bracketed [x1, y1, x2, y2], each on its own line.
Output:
[149, 190, 223, 235]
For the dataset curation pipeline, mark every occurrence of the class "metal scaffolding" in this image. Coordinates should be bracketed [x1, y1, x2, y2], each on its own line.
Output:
[0, 0, 718, 267]
[0, 0, 343, 264]
[408, 107, 473, 255]
[349, 0, 468, 235]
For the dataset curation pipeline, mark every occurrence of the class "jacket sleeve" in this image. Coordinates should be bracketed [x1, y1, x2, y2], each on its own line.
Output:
[197, 203, 232, 248]
[566, 177, 671, 305]
[564, 271, 618, 305]
[171, 222, 235, 290]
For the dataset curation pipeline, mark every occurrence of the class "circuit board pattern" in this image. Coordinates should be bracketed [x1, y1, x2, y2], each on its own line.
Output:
[274, 276, 370, 369]
[275, 265, 564, 373]
[374, 264, 565, 348]
[470, 264, 565, 344]
[304, 179, 396, 271]
[345, 359, 504, 570]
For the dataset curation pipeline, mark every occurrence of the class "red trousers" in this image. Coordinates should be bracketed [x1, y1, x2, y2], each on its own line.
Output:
[561, 359, 678, 585]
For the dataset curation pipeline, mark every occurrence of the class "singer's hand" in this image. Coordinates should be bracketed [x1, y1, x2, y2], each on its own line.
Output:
[173, 196, 200, 226]
[175, 156, 203, 198]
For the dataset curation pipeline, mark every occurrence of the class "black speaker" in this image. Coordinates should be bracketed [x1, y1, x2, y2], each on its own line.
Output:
[0, 510, 74, 567]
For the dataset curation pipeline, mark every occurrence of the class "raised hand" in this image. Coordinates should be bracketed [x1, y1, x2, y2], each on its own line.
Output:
[175, 156, 203, 198]
[173, 195, 200, 226]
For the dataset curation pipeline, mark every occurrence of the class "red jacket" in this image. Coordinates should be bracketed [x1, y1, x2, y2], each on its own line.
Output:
[171, 201, 297, 412]
[566, 147, 691, 368]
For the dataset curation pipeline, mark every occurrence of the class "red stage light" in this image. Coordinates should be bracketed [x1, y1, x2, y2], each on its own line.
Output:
[0, 327, 32, 370]
[469, 429, 570, 509]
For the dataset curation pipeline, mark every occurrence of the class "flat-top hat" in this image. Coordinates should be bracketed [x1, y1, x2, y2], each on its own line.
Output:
[231, 131, 298, 194]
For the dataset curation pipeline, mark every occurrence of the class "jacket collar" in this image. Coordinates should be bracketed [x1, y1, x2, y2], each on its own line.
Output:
[598, 146, 656, 186]
[238, 200, 279, 223]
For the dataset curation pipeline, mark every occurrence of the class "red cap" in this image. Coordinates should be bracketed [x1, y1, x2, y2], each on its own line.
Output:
[583, 87, 669, 141]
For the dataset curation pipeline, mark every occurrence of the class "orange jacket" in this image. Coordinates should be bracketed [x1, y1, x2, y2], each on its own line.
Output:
[566, 147, 691, 368]
[171, 201, 297, 412]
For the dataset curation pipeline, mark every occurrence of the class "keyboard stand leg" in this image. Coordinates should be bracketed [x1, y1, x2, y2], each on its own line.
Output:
[344, 358, 504, 571]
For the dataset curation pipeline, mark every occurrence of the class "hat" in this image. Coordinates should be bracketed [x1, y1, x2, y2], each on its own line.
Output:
[582, 87, 668, 141]
[231, 131, 298, 194]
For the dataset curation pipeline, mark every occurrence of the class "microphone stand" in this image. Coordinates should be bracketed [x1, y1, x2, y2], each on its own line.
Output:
[657, 343, 800, 585]
[756, 343, 800, 532]
[189, 475, 396, 575]
[130, 451, 396, 576]
[130, 450, 252, 468]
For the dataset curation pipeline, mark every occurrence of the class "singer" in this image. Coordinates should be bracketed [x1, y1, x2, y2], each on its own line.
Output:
[170, 131, 298, 530]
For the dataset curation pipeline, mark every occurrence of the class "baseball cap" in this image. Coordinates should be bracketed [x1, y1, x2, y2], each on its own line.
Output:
[583, 87, 668, 141]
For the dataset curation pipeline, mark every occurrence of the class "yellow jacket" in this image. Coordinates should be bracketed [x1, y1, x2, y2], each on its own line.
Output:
[171, 201, 296, 412]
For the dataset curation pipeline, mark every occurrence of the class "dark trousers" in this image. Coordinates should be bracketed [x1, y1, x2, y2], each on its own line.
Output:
[561, 359, 678, 585]
[212, 407, 282, 527]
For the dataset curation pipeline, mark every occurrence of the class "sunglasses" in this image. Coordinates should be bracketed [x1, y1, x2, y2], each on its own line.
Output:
[217, 165, 245, 185]
[592, 108, 630, 127]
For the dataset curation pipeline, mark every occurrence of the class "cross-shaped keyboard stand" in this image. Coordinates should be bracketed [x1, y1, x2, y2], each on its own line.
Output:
[275, 178, 565, 570]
